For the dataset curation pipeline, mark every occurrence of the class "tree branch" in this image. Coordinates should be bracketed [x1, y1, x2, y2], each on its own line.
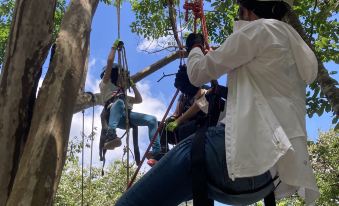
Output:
[167, 0, 183, 49]
[73, 50, 183, 112]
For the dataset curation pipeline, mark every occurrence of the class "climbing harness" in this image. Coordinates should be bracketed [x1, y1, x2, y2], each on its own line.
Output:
[191, 83, 225, 206]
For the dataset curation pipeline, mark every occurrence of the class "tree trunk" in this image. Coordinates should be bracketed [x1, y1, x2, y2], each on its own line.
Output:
[5, 0, 99, 205]
[285, 9, 339, 116]
[73, 50, 182, 112]
[0, 0, 56, 205]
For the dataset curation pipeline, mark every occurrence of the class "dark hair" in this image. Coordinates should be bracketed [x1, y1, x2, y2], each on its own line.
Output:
[100, 63, 120, 85]
[238, 0, 289, 20]
[174, 64, 199, 97]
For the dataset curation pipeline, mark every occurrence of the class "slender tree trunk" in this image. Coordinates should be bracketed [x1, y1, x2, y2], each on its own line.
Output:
[0, 0, 56, 205]
[285, 8, 339, 116]
[73, 50, 182, 112]
[6, 0, 99, 205]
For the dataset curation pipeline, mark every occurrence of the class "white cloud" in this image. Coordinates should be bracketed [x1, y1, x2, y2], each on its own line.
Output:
[137, 35, 177, 52]
[84, 58, 102, 93]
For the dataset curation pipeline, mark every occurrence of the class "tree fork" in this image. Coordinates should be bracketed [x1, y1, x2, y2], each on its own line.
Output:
[6, 0, 99, 205]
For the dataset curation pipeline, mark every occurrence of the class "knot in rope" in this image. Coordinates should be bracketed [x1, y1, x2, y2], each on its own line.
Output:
[183, 0, 210, 49]
[183, 1, 203, 21]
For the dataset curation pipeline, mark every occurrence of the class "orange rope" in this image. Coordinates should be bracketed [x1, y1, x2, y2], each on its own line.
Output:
[183, 0, 210, 49]
[127, 89, 180, 189]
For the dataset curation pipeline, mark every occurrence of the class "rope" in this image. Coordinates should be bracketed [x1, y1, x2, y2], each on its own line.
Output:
[117, 0, 121, 39]
[115, 0, 132, 187]
[178, 0, 186, 65]
[121, 45, 131, 188]
[88, 92, 95, 199]
[81, 109, 85, 206]
[183, 0, 210, 49]
[128, 89, 180, 189]
[122, 146, 135, 168]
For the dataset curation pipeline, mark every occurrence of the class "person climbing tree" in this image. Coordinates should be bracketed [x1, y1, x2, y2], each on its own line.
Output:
[115, 0, 319, 205]
[99, 40, 161, 162]
[148, 65, 211, 166]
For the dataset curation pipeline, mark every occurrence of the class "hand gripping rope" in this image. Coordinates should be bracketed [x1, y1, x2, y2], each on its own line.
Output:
[183, 0, 210, 49]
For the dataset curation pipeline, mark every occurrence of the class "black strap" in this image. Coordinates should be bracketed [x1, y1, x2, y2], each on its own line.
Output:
[264, 191, 276, 206]
[101, 149, 107, 176]
[132, 124, 140, 166]
[191, 84, 225, 206]
[191, 125, 214, 206]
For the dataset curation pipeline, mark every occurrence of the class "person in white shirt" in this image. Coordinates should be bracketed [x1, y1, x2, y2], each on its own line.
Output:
[116, 1, 319, 205]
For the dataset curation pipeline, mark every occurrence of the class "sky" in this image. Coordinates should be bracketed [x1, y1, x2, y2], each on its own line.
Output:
[59, 2, 338, 206]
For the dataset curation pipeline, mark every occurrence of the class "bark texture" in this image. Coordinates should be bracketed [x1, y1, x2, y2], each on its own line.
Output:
[285, 9, 339, 116]
[73, 50, 182, 112]
[5, 0, 99, 205]
[0, 0, 56, 205]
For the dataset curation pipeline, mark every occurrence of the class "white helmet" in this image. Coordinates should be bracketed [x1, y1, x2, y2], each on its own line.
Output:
[256, 0, 293, 7]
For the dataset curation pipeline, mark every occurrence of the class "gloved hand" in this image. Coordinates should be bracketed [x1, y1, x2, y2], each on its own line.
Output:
[130, 79, 135, 87]
[166, 121, 178, 132]
[113, 39, 124, 49]
[186, 33, 204, 53]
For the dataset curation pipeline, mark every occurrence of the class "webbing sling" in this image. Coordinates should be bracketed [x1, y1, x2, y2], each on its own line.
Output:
[264, 191, 276, 206]
[191, 85, 225, 206]
[191, 124, 214, 206]
[132, 124, 140, 166]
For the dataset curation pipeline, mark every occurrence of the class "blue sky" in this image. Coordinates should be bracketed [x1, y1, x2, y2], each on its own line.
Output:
[65, 2, 337, 205]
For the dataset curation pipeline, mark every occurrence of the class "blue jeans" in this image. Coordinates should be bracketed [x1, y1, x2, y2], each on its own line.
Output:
[109, 99, 161, 153]
[116, 125, 274, 206]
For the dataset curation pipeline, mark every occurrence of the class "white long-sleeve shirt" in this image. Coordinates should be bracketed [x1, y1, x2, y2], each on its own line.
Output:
[187, 19, 319, 204]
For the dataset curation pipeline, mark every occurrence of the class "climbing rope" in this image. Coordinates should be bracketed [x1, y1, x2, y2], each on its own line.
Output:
[178, 0, 186, 65]
[122, 146, 135, 168]
[80, 92, 95, 206]
[81, 109, 85, 206]
[88, 92, 95, 200]
[115, 0, 133, 188]
[117, 0, 121, 39]
[128, 89, 180, 189]
[183, 0, 210, 49]
[184, 0, 217, 87]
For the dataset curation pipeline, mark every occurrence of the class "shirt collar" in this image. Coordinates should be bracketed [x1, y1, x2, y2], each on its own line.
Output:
[233, 20, 251, 32]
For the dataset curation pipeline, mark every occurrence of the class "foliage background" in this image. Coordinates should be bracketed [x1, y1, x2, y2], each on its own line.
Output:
[0, 0, 337, 205]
